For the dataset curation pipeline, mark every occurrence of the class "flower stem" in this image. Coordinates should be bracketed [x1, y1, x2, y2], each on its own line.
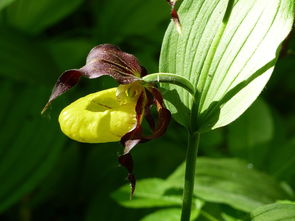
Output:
[181, 131, 200, 221]
[142, 73, 195, 96]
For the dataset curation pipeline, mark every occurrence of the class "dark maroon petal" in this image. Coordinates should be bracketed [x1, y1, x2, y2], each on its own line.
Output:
[118, 153, 136, 198]
[165, 0, 181, 33]
[82, 44, 144, 82]
[144, 90, 156, 131]
[121, 92, 146, 154]
[144, 88, 171, 140]
[41, 70, 82, 114]
[119, 88, 171, 196]
[42, 44, 145, 113]
[119, 93, 146, 198]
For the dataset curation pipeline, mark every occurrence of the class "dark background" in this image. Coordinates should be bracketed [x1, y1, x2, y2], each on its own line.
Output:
[0, 0, 294, 220]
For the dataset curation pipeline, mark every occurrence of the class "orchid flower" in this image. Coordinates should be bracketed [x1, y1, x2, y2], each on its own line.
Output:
[42, 44, 171, 195]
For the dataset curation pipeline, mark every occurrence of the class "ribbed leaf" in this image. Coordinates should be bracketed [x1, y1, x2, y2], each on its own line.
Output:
[251, 201, 295, 221]
[140, 208, 201, 221]
[112, 178, 182, 208]
[160, 0, 294, 131]
[168, 158, 291, 212]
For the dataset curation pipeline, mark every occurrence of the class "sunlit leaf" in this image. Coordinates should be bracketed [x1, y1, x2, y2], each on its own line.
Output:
[112, 178, 182, 208]
[251, 201, 295, 221]
[140, 208, 201, 221]
[160, 0, 294, 131]
[168, 158, 291, 212]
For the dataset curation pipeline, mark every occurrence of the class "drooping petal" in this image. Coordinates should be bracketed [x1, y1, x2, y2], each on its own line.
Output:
[145, 88, 171, 139]
[58, 88, 137, 143]
[118, 153, 136, 198]
[42, 44, 145, 113]
[120, 92, 146, 154]
[144, 89, 156, 130]
[119, 88, 171, 196]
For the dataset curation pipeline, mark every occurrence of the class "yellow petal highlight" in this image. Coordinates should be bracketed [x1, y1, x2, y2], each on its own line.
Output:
[58, 88, 137, 143]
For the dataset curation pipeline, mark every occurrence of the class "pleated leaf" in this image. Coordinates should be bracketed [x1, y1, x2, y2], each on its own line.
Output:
[112, 178, 182, 208]
[168, 158, 291, 212]
[251, 201, 295, 221]
[160, 0, 294, 131]
[140, 208, 201, 221]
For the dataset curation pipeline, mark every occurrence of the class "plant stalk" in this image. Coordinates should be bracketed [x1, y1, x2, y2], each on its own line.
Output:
[181, 131, 200, 221]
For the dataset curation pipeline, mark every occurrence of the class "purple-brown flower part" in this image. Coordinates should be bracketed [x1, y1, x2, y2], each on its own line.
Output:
[43, 43, 171, 197]
[119, 88, 171, 196]
[42, 44, 146, 114]
[165, 0, 181, 33]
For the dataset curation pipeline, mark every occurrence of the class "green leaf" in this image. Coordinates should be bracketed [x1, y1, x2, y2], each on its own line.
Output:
[159, 0, 294, 131]
[143, 73, 195, 96]
[0, 81, 66, 212]
[0, 0, 15, 11]
[168, 157, 291, 212]
[5, 0, 83, 34]
[112, 178, 182, 208]
[251, 201, 295, 221]
[227, 98, 274, 168]
[140, 208, 201, 221]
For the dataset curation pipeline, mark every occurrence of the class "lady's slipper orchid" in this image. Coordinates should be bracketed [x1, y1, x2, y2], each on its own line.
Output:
[42, 44, 171, 195]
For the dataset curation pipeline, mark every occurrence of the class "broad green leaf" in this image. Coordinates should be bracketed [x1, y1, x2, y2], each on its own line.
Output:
[168, 158, 291, 212]
[160, 0, 294, 131]
[200, 203, 249, 221]
[140, 208, 200, 221]
[5, 0, 83, 34]
[0, 0, 15, 11]
[0, 81, 66, 212]
[251, 201, 295, 221]
[112, 178, 182, 208]
[0, 29, 58, 85]
[228, 99, 273, 168]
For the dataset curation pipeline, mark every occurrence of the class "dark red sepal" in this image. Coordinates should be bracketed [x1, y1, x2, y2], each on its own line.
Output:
[144, 89, 156, 131]
[165, 0, 181, 33]
[119, 88, 171, 196]
[42, 44, 145, 113]
[118, 153, 136, 198]
[121, 92, 146, 154]
[145, 88, 171, 140]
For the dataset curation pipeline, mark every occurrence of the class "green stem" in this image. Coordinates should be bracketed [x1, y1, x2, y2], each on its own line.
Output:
[181, 131, 200, 221]
[142, 73, 195, 96]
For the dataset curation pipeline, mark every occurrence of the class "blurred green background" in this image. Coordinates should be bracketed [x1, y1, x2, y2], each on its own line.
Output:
[0, 0, 294, 220]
